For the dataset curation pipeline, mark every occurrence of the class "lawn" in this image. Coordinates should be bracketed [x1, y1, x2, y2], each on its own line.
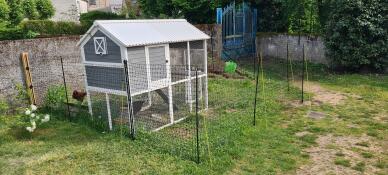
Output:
[0, 61, 387, 174]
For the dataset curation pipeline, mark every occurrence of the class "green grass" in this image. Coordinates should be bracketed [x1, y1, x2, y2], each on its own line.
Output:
[1, 60, 387, 174]
[334, 158, 351, 167]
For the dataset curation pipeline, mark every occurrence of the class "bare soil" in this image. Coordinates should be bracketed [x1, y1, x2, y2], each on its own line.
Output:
[293, 82, 347, 106]
[296, 134, 383, 175]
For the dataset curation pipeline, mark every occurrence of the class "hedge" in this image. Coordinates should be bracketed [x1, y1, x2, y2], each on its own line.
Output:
[20, 20, 86, 36]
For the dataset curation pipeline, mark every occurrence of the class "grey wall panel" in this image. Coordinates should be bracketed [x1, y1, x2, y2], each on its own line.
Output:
[84, 30, 122, 63]
[85, 66, 125, 91]
[127, 47, 148, 94]
[148, 46, 167, 81]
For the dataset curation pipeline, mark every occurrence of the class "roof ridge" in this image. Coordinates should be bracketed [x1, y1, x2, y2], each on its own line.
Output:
[95, 19, 187, 24]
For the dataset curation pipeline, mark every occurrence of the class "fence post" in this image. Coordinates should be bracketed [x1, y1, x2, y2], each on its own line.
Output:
[60, 56, 71, 120]
[286, 40, 290, 92]
[253, 52, 259, 126]
[195, 68, 200, 164]
[123, 60, 135, 139]
[301, 44, 305, 103]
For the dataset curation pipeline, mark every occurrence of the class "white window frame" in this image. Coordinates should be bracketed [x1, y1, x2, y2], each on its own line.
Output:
[94, 37, 107, 55]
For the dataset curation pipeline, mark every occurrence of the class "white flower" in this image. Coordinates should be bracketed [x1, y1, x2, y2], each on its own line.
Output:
[30, 113, 35, 118]
[31, 120, 36, 129]
[25, 109, 31, 115]
[26, 126, 34, 132]
[30, 104, 37, 111]
[41, 114, 50, 123]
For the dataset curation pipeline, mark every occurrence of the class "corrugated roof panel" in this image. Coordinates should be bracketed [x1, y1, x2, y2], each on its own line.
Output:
[93, 19, 210, 47]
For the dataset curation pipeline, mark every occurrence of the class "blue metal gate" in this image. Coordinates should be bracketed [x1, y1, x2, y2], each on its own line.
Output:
[217, 1, 257, 60]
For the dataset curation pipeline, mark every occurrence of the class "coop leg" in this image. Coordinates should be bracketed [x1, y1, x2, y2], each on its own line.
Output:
[168, 85, 174, 124]
[86, 90, 93, 116]
[205, 76, 208, 110]
[106, 93, 112, 131]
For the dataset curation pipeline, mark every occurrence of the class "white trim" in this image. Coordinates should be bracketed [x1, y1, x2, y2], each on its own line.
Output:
[187, 41, 192, 112]
[144, 46, 152, 108]
[106, 93, 113, 130]
[84, 61, 124, 68]
[87, 86, 127, 96]
[204, 39, 208, 109]
[81, 45, 93, 116]
[77, 25, 99, 47]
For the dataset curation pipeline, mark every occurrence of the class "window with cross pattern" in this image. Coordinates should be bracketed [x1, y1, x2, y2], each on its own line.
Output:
[94, 37, 107, 55]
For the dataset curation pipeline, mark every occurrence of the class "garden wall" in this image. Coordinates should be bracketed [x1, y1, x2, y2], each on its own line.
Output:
[0, 36, 84, 105]
[256, 34, 327, 64]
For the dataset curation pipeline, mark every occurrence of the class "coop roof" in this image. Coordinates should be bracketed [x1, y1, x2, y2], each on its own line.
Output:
[78, 19, 210, 47]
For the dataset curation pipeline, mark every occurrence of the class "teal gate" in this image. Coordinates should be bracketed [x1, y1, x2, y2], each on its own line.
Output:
[217, 1, 257, 60]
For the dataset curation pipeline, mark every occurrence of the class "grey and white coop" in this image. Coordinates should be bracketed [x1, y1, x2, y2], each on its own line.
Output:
[77, 19, 209, 131]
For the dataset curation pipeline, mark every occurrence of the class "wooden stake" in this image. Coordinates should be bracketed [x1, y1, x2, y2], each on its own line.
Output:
[21, 53, 36, 105]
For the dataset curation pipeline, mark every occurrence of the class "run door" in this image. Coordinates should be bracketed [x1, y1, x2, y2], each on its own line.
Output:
[146, 44, 170, 90]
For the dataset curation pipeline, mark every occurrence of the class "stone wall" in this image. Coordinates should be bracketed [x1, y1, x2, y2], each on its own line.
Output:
[256, 34, 327, 64]
[0, 36, 84, 105]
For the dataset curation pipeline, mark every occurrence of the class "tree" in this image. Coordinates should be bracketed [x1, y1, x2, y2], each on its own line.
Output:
[138, 0, 216, 24]
[255, 0, 288, 32]
[22, 0, 39, 19]
[7, 0, 24, 26]
[35, 0, 54, 19]
[324, 0, 387, 71]
[0, 0, 10, 22]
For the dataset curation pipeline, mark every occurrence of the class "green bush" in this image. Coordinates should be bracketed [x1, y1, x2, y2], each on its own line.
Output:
[44, 85, 66, 109]
[22, 0, 39, 20]
[20, 20, 85, 36]
[324, 0, 388, 72]
[0, 27, 29, 40]
[0, 0, 9, 21]
[35, 0, 55, 19]
[7, 0, 24, 26]
[80, 11, 125, 29]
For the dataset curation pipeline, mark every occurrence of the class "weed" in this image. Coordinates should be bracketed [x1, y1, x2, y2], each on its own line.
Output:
[360, 152, 373, 159]
[352, 162, 365, 172]
[334, 158, 351, 167]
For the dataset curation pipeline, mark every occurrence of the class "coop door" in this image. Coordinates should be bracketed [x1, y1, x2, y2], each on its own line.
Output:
[146, 45, 170, 89]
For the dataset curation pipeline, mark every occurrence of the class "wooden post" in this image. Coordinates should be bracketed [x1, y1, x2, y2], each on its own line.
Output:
[21, 53, 36, 105]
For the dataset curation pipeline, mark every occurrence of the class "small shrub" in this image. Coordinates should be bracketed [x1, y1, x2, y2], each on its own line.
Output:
[0, 98, 9, 114]
[44, 85, 66, 109]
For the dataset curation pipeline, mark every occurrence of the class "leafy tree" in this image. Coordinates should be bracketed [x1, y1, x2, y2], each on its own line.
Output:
[0, 0, 10, 21]
[7, 0, 24, 26]
[22, 0, 39, 19]
[35, 0, 54, 19]
[138, 0, 216, 24]
[255, 0, 288, 32]
[324, 0, 387, 71]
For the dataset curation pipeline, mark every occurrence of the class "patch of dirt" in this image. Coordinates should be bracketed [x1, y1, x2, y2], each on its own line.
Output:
[373, 112, 388, 123]
[307, 111, 326, 119]
[295, 131, 312, 137]
[293, 82, 347, 106]
[296, 134, 384, 175]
